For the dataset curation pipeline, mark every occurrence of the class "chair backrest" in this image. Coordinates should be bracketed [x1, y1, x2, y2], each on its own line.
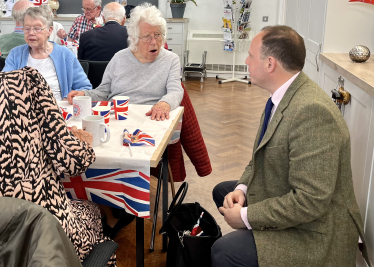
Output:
[0, 57, 6, 71]
[81, 60, 110, 89]
[79, 60, 89, 76]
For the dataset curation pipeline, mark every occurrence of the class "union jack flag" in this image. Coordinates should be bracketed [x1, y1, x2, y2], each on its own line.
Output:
[123, 129, 155, 147]
[62, 168, 150, 218]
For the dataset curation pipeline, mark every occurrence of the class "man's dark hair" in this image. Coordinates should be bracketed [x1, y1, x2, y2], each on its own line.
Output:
[260, 25, 306, 72]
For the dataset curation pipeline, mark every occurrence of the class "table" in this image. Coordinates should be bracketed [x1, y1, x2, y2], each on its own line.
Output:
[58, 101, 184, 267]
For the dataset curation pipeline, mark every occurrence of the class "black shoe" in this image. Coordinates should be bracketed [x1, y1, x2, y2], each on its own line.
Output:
[102, 213, 135, 239]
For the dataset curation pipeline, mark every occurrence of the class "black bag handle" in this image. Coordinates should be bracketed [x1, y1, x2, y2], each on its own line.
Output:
[159, 182, 188, 235]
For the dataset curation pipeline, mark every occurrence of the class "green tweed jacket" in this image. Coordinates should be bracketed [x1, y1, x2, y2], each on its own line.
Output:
[238, 72, 369, 267]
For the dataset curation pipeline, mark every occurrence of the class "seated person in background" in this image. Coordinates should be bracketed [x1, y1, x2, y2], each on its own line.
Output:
[78, 2, 128, 61]
[0, 0, 34, 58]
[0, 67, 116, 266]
[58, 0, 104, 42]
[68, 3, 183, 122]
[211, 25, 369, 267]
[41, 4, 65, 44]
[2, 6, 92, 101]
[68, 3, 183, 239]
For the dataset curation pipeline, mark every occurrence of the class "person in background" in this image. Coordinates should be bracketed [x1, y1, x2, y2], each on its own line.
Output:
[40, 4, 65, 44]
[211, 25, 370, 267]
[57, 0, 103, 42]
[68, 3, 183, 239]
[0, 0, 34, 58]
[3, 6, 92, 101]
[0, 67, 116, 266]
[78, 2, 128, 61]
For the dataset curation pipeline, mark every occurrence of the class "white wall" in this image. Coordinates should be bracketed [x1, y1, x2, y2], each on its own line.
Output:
[158, 0, 279, 68]
[323, 0, 374, 53]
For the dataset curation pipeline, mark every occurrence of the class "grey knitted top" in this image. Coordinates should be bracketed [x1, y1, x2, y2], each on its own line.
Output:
[83, 48, 183, 110]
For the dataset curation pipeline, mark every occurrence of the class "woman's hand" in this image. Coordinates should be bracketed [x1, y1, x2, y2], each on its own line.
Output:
[67, 90, 85, 104]
[70, 126, 93, 146]
[145, 101, 171, 121]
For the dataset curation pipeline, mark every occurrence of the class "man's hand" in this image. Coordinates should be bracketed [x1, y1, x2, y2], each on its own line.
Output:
[219, 204, 246, 229]
[223, 189, 246, 209]
[145, 101, 171, 121]
[70, 126, 93, 145]
[57, 28, 67, 39]
[67, 90, 85, 104]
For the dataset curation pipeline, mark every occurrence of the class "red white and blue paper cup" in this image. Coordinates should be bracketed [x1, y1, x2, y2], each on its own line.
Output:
[113, 96, 129, 120]
[92, 106, 111, 125]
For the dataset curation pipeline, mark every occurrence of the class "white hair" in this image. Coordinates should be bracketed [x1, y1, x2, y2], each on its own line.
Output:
[12, 0, 34, 23]
[127, 3, 167, 52]
[103, 2, 126, 22]
[22, 6, 53, 28]
[94, 0, 102, 7]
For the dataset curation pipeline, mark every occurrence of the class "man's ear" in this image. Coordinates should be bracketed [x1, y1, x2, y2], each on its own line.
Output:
[122, 17, 126, 25]
[267, 57, 276, 73]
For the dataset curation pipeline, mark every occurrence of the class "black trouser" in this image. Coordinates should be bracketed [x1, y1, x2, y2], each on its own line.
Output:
[211, 181, 259, 267]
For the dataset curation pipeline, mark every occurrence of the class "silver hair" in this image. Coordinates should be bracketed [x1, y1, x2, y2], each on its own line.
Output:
[22, 6, 53, 28]
[12, 0, 34, 23]
[103, 2, 126, 22]
[127, 3, 167, 52]
[94, 0, 102, 7]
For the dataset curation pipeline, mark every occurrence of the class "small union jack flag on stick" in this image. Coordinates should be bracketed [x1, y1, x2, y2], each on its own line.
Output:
[123, 129, 155, 147]
[191, 212, 205, 236]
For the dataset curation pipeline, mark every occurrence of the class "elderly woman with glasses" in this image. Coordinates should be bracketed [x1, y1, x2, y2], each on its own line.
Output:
[67, 2, 183, 239]
[2, 6, 92, 101]
[68, 3, 183, 122]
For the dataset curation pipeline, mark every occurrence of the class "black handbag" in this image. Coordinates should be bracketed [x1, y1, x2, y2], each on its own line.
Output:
[160, 182, 222, 267]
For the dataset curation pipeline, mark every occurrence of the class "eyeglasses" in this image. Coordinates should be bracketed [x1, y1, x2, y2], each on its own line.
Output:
[81, 6, 98, 13]
[23, 27, 47, 34]
[138, 33, 164, 43]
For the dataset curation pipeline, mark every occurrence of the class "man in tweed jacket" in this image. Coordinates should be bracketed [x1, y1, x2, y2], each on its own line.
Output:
[211, 25, 370, 267]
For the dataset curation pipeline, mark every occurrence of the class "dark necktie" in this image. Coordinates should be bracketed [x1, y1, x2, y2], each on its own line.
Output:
[258, 97, 274, 145]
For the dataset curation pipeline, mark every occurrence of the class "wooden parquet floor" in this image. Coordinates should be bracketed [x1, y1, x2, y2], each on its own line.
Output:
[114, 77, 269, 267]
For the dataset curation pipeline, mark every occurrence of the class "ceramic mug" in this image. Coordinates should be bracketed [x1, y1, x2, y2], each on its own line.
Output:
[113, 96, 129, 120]
[82, 115, 110, 147]
[73, 96, 91, 121]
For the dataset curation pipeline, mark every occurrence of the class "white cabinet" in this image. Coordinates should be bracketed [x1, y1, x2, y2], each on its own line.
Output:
[165, 19, 188, 69]
[320, 54, 374, 267]
[0, 19, 14, 35]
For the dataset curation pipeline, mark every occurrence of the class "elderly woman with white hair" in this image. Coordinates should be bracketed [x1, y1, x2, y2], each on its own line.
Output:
[67, 2, 183, 239]
[3, 6, 92, 101]
[68, 3, 183, 122]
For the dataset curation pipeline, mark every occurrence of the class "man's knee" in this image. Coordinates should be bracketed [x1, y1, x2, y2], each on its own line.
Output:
[211, 236, 227, 266]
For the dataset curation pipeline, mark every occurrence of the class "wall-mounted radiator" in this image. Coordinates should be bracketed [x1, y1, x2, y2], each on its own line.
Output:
[186, 30, 254, 73]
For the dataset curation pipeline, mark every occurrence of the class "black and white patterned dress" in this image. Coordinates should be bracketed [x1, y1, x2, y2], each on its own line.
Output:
[0, 67, 116, 266]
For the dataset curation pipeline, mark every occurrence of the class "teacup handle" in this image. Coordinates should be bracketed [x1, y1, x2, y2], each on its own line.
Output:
[100, 123, 110, 144]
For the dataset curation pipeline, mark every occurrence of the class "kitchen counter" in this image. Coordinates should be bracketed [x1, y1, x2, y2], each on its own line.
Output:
[320, 53, 374, 98]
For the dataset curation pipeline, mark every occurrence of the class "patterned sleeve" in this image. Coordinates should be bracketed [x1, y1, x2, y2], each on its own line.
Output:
[26, 67, 96, 177]
[67, 19, 79, 41]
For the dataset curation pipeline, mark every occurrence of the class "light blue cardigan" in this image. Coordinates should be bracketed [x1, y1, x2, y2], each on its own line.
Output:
[3, 42, 92, 99]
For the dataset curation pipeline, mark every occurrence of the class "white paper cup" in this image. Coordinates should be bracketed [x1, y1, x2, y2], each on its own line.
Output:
[82, 115, 110, 147]
[73, 96, 91, 121]
[113, 96, 129, 120]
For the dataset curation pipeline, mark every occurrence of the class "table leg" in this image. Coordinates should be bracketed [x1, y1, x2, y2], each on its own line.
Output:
[136, 217, 144, 267]
[162, 149, 168, 252]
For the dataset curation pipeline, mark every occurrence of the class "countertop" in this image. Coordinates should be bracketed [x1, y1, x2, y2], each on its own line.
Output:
[320, 53, 374, 98]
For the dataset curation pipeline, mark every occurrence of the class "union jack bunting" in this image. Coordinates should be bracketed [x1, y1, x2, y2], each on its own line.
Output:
[123, 129, 155, 147]
[62, 168, 151, 218]
[31, 0, 48, 6]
